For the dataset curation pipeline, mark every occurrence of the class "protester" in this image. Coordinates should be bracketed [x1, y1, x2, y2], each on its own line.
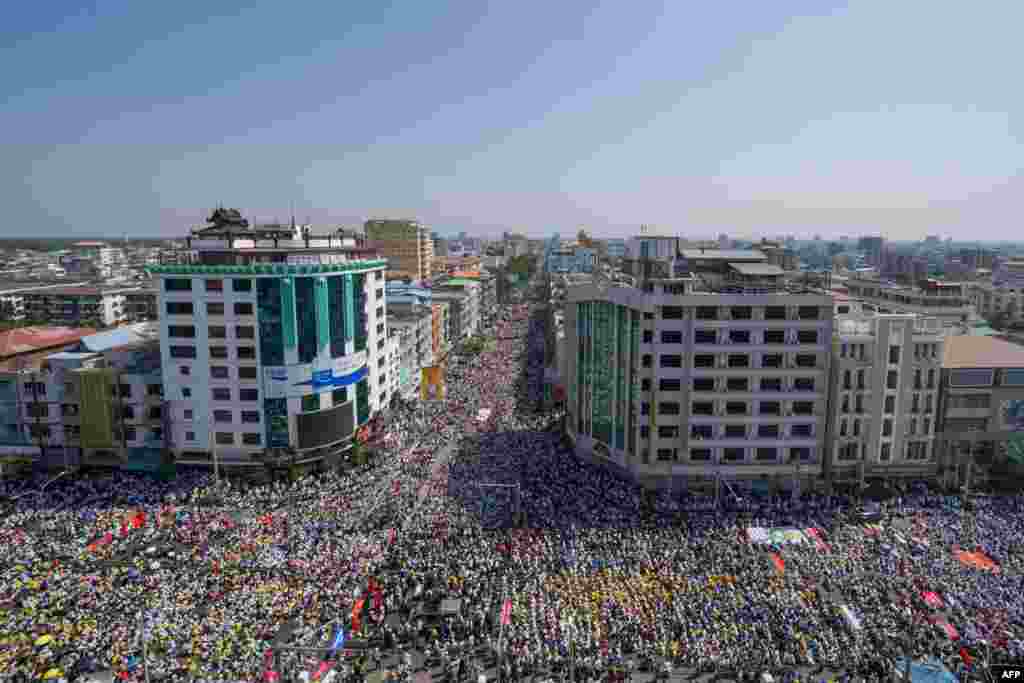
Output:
[0, 299, 1021, 682]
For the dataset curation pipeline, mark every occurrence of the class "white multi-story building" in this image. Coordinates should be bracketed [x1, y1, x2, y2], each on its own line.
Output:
[827, 305, 947, 489]
[148, 209, 389, 468]
[563, 271, 833, 493]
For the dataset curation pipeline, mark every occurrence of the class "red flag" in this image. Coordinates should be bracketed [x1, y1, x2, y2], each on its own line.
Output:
[351, 598, 365, 632]
[392, 480, 400, 495]
[500, 599, 512, 626]
[959, 648, 974, 666]
[101, 532, 113, 546]
[388, 528, 396, 545]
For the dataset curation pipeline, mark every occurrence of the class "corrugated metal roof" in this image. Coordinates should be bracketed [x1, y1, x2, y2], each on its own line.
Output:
[77, 323, 160, 352]
[728, 262, 786, 276]
[0, 326, 97, 358]
[942, 336, 1024, 369]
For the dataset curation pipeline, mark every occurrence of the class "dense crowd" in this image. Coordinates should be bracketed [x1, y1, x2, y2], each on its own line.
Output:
[1, 294, 1024, 682]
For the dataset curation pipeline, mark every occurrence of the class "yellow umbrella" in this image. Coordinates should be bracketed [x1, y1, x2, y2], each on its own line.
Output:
[35, 634, 54, 646]
[43, 668, 63, 679]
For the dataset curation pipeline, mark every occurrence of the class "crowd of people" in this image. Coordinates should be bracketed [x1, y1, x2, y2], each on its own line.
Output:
[1, 292, 1024, 682]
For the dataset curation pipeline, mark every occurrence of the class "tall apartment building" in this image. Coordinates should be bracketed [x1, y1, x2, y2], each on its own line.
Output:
[827, 306, 945, 489]
[21, 286, 140, 327]
[938, 336, 1024, 491]
[842, 274, 972, 326]
[563, 270, 832, 493]
[364, 219, 434, 282]
[149, 210, 389, 468]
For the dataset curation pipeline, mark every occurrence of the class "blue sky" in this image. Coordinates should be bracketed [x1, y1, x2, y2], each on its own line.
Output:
[3, 0, 1022, 239]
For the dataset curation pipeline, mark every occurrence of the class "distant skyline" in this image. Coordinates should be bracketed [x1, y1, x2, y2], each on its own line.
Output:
[3, 1, 1022, 240]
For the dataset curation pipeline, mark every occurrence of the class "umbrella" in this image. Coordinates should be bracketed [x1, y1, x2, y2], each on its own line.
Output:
[35, 634, 54, 646]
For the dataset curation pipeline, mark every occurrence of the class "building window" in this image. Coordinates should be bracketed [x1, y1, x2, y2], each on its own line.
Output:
[883, 419, 893, 437]
[183, 409, 194, 421]
[168, 325, 196, 338]
[694, 329, 717, 344]
[215, 432, 234, 445]
[656, 448, 676, 462]
[237, 346, 256, 360]
[658, 425, 679, 439]
[793, 378, 815, 392]
[693, 379, 715, 393]
[757, 424, 780, 438]
[205, 279, 223, 292]
[924, 394, 933, 413]
[853, 419, 860, 437]
[660, 330, 683, 344]
[886, 371, 898, 390]
[761, 378, 783, 392]
[839, 420, 847, 437]
[728, 330, 752, 347]
[724, 425, 746, 438]
[880, 443, 892, 461]
[207, 302, 225, 316]
[332, 387, 348, 404]
[641, 354, 653, 368]
[257, 278, 284, 366]
[234, 302, 254, 315]
[690, 448, 712, 461]
[239, 388, 259, 401]
[908, 418, 917, 435]
[660, 354, 682, 368]
[727, 354, 749, 369]
[166, 301, 194, 315]
[756, 447, 778, 461]
[889, 345, 901, 364]
[797, 330, 818, 344]
[208, 325, 227, 339]
[235, 325, 256, 339]
[658, 378, 681, 392]
[165, 278, 191, 292]
[906, 442, 928, 460]
[663, 306, 686, 320]
[232, 278, 253, 292]
[640, 425, 650, 439]
[843, 370, 852, 390]
[642, 312, 654, 320]
[640, 378, 651, 392]
[302, 394, 320, 412]
[212, 388, 231, 401]
[211, 366, 230, 379]
[726, 377, 748, 391]
[241, 411, 260, 423]
[694, 354, 715, 368]
[182, 387, 191, 398]
[764, 330, 786, 345]
[791, 424, 813, 438]
[884, 395, 895, 414]
[179, 365, 191, 376]
[724, 447, 744, 462]
[213, 410, 232, 423]
[640, 402, 650, 416]
[927, 368, 935, 388]
[238, 366, 258, 380]
[658, 402, 681, 416]
[790, 447, 811, 462]
[170, 346, 197, 359]
[764, 306, 786, 320]
[209, 346, 228, 359]
[242, 432, 262, 446]
[759, 402, 781, 416]
[795, 354, 817, 368]
[726, 401, 747, 416]
[797, 306, 819, 320]
[185, 431, 196, 442]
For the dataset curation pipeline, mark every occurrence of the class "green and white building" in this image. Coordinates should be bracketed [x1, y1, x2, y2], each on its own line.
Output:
[149, 210, 390, 468]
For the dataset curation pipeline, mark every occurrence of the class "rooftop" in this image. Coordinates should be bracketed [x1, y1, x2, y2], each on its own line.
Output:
[942, 336, 1024, 370]
[0, 326, 98, 360]
[74, 323, 160, 353]
[681, 249, 767, 261]
[17, 285, 141, 297]
[728, 262, 786, 277]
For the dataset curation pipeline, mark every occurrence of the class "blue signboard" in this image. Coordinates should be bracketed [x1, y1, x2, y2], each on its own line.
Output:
[295, 365, 369, 390]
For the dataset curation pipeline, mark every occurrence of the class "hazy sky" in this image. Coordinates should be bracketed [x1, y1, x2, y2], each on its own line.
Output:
[3, 0, 1022, 239]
